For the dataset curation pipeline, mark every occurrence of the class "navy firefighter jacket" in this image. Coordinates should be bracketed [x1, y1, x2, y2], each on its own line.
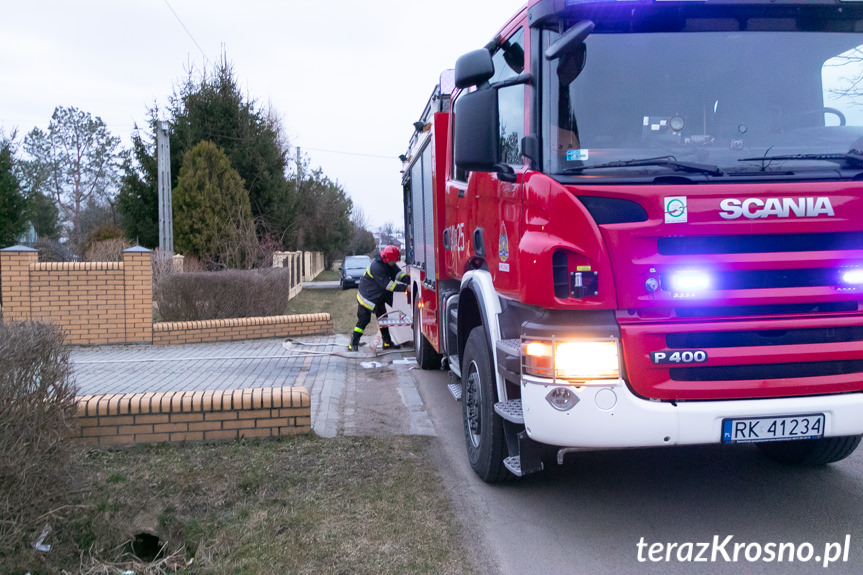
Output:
[357, 253, 408, 310]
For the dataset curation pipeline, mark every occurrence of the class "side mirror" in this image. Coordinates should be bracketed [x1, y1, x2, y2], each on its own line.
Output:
[455, 49, 494, 89]
[454, 88, 499, 173]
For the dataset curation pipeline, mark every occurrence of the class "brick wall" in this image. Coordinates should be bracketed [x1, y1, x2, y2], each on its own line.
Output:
[75, 387, 311, 447]
[0, 246, 152, 345]
[153, 313, 332, 345]
[0, 245, 331, 346]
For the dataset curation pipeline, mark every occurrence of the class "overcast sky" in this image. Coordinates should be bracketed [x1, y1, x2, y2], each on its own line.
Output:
[0, 0, 525, 230]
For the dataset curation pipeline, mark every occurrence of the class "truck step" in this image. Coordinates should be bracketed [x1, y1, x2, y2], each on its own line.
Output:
[448, 382, 462, 402]
[503, 455, 543, 477]
[494, 399, 524, 424]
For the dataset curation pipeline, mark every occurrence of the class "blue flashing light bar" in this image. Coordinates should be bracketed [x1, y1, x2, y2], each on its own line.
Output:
[841, 269, 863, 285]
[669, 270, 711, 292]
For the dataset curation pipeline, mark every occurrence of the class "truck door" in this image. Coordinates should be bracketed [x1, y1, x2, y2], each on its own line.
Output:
[447, 25, 527, 287]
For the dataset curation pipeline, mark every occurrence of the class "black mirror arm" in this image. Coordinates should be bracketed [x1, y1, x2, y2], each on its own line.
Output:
[493, 164, 518, 183]
[545, 20, 595, 61]
[490, 73, 532, 90]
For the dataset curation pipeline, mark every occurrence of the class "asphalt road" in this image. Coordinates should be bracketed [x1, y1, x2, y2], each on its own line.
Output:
[409, 367, 863, 575]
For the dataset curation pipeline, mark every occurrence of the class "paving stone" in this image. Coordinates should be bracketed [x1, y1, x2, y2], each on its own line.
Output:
[70, 334, 434, 438]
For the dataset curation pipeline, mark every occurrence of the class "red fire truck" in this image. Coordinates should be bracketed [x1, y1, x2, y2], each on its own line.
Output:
[402, 0, 863, 482]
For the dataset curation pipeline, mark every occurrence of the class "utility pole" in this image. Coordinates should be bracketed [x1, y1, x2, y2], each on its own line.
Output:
[157, 121, 173, 254]
[296, 146, 301, 191]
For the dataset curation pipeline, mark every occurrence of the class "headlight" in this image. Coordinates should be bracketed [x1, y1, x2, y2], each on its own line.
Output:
[522, 338, 620, 382]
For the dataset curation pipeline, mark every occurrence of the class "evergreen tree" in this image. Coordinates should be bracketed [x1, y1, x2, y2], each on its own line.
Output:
[0, 139, 26, 247]
[24, 190, 61, 240]
[116, 125, 159, 248]
[167, 56, 294, 241]
[291, 156, 353, 268]
[173, 141, 257, 268]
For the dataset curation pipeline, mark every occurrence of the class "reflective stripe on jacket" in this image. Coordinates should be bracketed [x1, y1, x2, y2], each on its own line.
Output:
[357, 253, 407, 307]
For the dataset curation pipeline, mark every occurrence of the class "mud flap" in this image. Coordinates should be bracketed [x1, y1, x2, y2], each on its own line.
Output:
[502, 420, 545, 477]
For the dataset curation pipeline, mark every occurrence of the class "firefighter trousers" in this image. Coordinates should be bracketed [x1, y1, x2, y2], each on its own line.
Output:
[354, 301, 392, 342]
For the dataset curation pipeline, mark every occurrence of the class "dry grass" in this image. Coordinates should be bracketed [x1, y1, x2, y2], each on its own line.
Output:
[285, 283, 377, 336]
[5, 435, 475, 575]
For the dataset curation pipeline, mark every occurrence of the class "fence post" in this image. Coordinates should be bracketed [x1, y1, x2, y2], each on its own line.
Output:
[0, 246, 37, 321]
[123, 246, 153, 344]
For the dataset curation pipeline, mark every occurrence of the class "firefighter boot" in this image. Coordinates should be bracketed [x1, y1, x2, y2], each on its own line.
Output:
[381, 327, 400, 350]
[348, 330, 362, 352]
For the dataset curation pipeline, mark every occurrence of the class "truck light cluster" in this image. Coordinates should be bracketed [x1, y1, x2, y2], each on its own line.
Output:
[522, 338, 620, 382]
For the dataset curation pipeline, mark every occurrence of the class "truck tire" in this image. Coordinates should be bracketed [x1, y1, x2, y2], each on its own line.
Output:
[462, 327, 511, 483]
[757, 435, 862, 465]
[414, 298, 441, 370]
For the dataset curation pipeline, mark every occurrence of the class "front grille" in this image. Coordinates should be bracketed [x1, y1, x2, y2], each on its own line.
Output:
[670, 360, 863, 382]
[673, 301, 858, 318]
[667, 326, 863, 349]
[658, 232, 863, 255]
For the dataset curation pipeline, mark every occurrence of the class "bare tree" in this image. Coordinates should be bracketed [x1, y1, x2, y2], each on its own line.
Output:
[23, 106, 120, 248]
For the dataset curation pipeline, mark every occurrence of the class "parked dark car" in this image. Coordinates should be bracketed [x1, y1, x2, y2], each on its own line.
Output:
[339, 255, 371, 289]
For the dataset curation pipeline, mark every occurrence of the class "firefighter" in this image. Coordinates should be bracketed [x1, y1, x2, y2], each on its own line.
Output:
[349, 245, 408, 351]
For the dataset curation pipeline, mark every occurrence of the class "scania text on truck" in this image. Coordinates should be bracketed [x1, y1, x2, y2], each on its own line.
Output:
[401, 0, 863, 482]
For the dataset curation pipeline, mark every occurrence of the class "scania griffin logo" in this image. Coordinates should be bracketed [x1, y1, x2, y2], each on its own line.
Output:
[719, 197, 834, 219]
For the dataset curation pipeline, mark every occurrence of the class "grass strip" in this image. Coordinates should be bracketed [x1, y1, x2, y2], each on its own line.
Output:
[7, 435, 473, 575]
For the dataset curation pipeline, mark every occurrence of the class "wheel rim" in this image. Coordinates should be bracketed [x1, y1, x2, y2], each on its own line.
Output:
[465, 361, 482, 449]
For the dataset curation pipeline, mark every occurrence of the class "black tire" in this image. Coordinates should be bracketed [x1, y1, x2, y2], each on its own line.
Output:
[462, 327, 511, 483]
[757, 435, 862, 466]
[340, 278, 347, 290]
[414, 297, 441, 370]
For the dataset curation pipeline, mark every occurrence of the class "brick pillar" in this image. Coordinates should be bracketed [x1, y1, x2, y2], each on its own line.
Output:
[123, 246, 153, 344]
[0, 246, 38, 321]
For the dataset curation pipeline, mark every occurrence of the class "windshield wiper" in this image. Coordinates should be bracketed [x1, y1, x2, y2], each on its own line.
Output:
[561, 155, 724, 176]
[737, 153, 863, 167]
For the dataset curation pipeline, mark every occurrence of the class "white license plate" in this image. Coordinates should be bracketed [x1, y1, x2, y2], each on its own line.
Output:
[721, 414, 825, 444]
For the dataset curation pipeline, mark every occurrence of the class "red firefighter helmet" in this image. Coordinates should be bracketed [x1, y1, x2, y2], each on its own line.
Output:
[381, 245, 400, 263]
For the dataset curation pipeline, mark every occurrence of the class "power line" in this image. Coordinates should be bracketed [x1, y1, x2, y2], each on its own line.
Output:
[301, 146, 397, 161]
[162, 0, 209, 63]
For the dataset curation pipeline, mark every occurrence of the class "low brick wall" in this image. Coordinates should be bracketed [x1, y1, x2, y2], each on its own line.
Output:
[75, 387, 311, 447]
[152, 313, 333, 345]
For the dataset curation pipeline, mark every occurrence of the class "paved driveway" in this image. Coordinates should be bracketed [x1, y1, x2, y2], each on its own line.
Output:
[70, 332, 432, 439]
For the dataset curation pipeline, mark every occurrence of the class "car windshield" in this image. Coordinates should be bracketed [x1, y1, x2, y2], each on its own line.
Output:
[344, 256, 370, 270]
[543, 13, 863, 178]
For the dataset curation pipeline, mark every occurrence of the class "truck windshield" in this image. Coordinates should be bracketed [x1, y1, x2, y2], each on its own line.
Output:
[543, 19, 863, 178]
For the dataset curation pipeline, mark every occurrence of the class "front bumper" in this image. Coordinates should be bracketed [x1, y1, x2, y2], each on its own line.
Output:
[520, 376, 863, 448]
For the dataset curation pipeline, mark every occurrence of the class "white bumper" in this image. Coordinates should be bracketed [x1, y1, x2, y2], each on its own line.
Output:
[520, 377, 863, 448]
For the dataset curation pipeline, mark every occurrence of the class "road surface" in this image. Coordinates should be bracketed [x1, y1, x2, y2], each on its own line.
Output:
[409, 367, 863, 575]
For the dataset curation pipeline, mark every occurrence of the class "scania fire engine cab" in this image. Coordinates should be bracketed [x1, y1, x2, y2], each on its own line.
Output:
[402, 0, 863, 481]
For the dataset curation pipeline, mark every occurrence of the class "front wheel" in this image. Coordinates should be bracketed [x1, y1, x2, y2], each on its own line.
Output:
[757, 435, 861, 465]
[462, 327, 511, 483]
